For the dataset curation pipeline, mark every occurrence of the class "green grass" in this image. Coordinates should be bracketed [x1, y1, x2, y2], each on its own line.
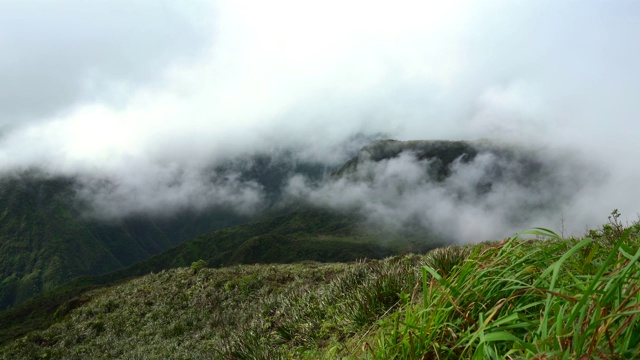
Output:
[2, 222, 639, 359]
[364, 227, 640, 359]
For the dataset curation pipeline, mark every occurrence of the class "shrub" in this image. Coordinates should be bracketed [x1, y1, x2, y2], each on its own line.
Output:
[190, 260, 207, 274]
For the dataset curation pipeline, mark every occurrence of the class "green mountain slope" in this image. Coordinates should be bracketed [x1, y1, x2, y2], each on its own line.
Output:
[0, 205, 440, 345]
[0, 174, 164, 309]
[0, 152, 331, 309]
[0, 138, 589, 344]
[117, 207, 433, 276]
[2, 223, 638, 359]
[0, 173, 253, 310]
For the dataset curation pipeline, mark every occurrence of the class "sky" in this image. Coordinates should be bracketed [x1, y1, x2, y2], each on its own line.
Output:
[1, 0, 640, 239]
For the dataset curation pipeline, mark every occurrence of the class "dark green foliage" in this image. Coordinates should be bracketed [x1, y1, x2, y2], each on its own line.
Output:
[190, 259, 207, 274]
[116, 207, 433, 277]
[0, 172, 258, 310]
[214, 150, 332, 203]
[0, 174, 126, 310]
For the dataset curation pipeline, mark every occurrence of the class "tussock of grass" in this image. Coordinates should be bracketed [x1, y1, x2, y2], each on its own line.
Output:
[2, 223, 640, 359]
[423, 245, 473, 277]
[364, 227, 640, 359]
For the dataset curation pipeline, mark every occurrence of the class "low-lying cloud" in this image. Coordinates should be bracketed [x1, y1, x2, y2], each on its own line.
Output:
[286, 144, 605, 242]
[75, 167, 266, 219]
[1, 1, 639, 238]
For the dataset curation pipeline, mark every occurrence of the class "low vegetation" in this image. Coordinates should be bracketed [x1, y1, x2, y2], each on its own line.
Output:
[1, 214, 638, 358]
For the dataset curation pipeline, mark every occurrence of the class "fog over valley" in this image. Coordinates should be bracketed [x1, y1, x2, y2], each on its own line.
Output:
[1, 0, 640, 241]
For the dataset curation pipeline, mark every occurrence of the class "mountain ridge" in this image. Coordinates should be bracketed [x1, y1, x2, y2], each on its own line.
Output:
[0, 138, 590, 339]
[0, 151, 334, 309]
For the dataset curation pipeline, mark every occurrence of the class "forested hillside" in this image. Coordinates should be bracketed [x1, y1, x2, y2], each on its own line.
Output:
[0, 152, 329, 309]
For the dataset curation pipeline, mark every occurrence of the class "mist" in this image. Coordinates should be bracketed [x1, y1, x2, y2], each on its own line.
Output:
[285, 141, 604, 242]
[1, 1, 639, 239]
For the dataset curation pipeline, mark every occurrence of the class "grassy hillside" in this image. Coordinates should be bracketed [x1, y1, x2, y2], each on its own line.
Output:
[2, 218, 639, 359]
[0, 206, 438, 346]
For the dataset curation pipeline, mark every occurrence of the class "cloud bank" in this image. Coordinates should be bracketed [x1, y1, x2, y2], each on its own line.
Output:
[285, 142, 603, 242]
[1, 1, 639, 238]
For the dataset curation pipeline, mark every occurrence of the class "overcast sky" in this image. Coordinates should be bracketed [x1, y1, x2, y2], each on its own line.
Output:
[1, 0, 640, 234]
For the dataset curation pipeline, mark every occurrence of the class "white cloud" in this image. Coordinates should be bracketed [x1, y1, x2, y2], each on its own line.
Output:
[0, 0, 212, 125]
[284, 144, 603, 242]
[0, 0, 639, 230]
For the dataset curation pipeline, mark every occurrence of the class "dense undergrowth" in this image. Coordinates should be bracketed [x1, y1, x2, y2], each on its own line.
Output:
[2, 217, 640, 359]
